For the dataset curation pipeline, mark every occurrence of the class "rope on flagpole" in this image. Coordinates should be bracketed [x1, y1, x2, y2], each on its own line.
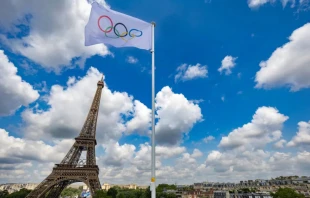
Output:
[150, 21, 156, 198]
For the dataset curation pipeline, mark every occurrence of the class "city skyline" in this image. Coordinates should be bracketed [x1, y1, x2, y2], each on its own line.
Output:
[0, 0, 310, 187]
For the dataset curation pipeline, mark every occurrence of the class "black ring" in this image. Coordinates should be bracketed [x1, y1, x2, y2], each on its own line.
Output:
[114, 23, 128, 37]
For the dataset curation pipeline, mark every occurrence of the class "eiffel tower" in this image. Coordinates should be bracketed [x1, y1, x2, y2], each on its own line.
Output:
[26, 78, 104, 198]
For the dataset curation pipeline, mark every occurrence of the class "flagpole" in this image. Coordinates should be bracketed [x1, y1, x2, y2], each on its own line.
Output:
[151, 21, 156, 198]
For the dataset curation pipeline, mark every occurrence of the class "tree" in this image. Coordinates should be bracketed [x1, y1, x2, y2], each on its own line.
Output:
[134, 190, 144, 198]
[156, 184, 176, 193]
[61, 187, 82, 197]
[107, 187, 118, 198]
[93, 190, 112, 198]
[143, 187, 151, 198]
[0, 190, 9, 198]
[116, 193, 125, 198]
[271, 188, 305, 198]
[6, 188, 32, 198]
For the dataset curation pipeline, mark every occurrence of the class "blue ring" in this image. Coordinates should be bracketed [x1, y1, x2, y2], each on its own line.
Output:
[129, 29, 143, 37]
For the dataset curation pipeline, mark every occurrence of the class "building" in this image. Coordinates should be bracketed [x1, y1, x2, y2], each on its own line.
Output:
[0, 183, 38, 194]
[182, 190, 213, 198]
[102, 183, 111, 191]
[101, 183, 139, 190]
[214, 191, 230, 198]
[230, 192, 272, 198]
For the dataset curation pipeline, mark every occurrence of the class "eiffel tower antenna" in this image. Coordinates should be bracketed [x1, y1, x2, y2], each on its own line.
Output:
[27, 77, 104, 198]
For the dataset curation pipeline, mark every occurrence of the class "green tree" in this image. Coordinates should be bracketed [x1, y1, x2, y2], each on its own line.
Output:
[61, 187, 82, 197]
[142, 187, 151, 198]
[241, 188, 251, 193]
[166, 193, 176, 198]
[156, 184, 176, 193]
[6, 188, 31, 198]
[271, 188, 305, 198]
[116, 193, 125, 198]
[107, 187, 118, 198]
[93, 189, 112, 198]
[0, 190, 9, 198]
[134, 190, 144, 198]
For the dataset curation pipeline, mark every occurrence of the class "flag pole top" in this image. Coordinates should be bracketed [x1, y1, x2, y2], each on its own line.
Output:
[151, 21, 156, 27]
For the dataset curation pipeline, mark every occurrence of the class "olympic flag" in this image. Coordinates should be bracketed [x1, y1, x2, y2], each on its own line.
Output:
[84, 2, 152, 50]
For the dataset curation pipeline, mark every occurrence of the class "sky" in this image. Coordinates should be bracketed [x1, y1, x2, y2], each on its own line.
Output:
[0, 0, 310, 186]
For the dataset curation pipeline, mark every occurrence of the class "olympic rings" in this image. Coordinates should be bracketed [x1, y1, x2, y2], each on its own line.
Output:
[97, 15, 143, 40]
[114, 23, 128, 37]
[129, 29, 143, 37]
[98, 15, 113, 33]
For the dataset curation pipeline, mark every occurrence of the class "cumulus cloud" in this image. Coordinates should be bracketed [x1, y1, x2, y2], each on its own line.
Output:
[0, 128, 72, 164]
[202, 106, 310, 180]
[21, 67, 203, 148]
[248, 0, 270, 8]
[218, 56, 238, 75]
[102, 142, 136, 167]
[247, 0, 299, 8]
[22, 67, 134, 143]
[125, 100, 151, 135]
[191, 149, 203, 158]
[175, 63, 208, 82]
[203, 135, 215, 143]
[0, 0, 109, 72]
[287, 121, 310, 147]
[155, 86, 203, 145]
[274, 139, 287, 148]
[255, 23, 310, 91]
[0, 50, 39, 116]
[219, 106, 288, 151]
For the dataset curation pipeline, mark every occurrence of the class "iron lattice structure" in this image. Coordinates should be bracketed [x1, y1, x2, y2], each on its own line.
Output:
[26, 79, 104, 198]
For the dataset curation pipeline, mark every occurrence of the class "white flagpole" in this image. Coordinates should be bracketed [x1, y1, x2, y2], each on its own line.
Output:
[150, 21, 156, 198]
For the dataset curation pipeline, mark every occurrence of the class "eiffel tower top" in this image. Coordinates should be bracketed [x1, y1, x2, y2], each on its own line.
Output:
[97, 74, 104, 87]
[77, 75, 104, 140]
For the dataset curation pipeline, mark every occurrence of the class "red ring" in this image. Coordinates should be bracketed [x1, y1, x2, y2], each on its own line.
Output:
[98, 15, 113, 33]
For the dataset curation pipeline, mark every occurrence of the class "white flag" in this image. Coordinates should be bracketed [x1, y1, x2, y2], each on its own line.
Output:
[85, 2, 152, 50]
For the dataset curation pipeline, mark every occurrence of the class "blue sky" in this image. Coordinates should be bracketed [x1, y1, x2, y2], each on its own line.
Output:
[0, 0, 310, 185]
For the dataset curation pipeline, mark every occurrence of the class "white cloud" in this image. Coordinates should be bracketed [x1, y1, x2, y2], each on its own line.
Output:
[22, 67, 134, 143]
[175, 63, 208, 82]
[248, 0, 272, 8]
[191, 149, 203, 158]
[274, 139, 287, 148]
[247, 0, 298, 8]
[0, 0, 109, 72]
[0, 128, 72, 164]
[155, 86, 203, 145]
[203, 135, 215, 143]
[255, 23, 310, 91]
[156, 145, 187, 158]
[102, 141, 136, 167]
[125, 100, 151, 135]
[200, 107, 310, 181]
[218, 56, 238, 75]
[126, 56, 138, 64]
[0, 50, 39, 116]
[287, 121, 310, 147]
[219, 106, 288, 151]
[221, 96, 225, 102]
[21, 67, 203, 148]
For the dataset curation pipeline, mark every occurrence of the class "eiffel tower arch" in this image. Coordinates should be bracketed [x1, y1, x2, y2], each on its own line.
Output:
[26, 78, 104, 198]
